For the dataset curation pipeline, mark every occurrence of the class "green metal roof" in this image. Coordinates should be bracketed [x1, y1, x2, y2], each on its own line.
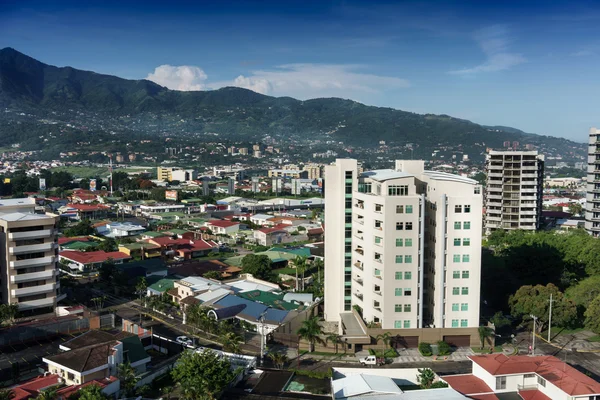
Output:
[271, 247, 312, 257]
[224, 250, 296, 267]
[165, 228, 190, 234]
[147, 276, 179, 292]
[61, 241, 97, 250]
[142, 231, 166, 238]
[120, 336, 149, 363]
[238, 290, 301, 311]
[119, 242, 161, 250]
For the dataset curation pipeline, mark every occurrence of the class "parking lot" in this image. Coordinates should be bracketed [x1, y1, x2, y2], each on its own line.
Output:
[0, 333, 80, 384]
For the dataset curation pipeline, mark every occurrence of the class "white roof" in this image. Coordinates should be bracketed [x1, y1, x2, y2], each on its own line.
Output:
[228, 280, 277, 293]
[0, 198, 36, 207]
[195, 288, 231, 304]
[400, 388, 468, 399]
[218, 196, 243, 204]
[0, 212, 54, 222]
[362, 169, 413, 182]
[251, 213, 274, 220]
[422, 170, 477, 185]
[332, 374, 402, 399]
[181, 276, 230, 292]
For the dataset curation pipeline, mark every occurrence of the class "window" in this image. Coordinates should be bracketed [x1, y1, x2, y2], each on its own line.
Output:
[460, 319, 468, 327]
[474, 187, 481, 194]
[395, 320, 403, 328]
[404, 255, 412, 263]
[496, 376, 506, 390]
[453, 254, 461, 263]
[374, 285, 381, 292]
[375, 220, 383, 229]
[389, 185, 409, 196]
[406, 222, 413, 230]
[462, 254, 470, 262]
[396, 205, 404, 213]
[375, 204, 383, 212]
[452, 303, 459, 311]
[395, 272, 402, 280]
[395, 288, 403, 296]
[395, 304, 402, 312]
[405, 238, 412, 247]
[451, 319, 459, 327]
[537, 376, 546, 387]
[404, 304, 411, 312]
[464, 205, 471, 213]
[375, 236, 382, 244]
[461, 303, 468, 311]
[452, 270, 460, 279]
[452, 287, 460, 295]
[461, 287, 469, 295]
[395, 255, 403, 264]
[404, 320, 410, 328]
[375, 269, 381, 276]
[454, 221, 461, 229]
[406, 205, 413, 214]
[462, 271, 470, 279]
[463, 238, 470, 246]
[396, 222, 404, 230]
[404, 271, 412, 280]
[454, 238, 461, 246]
[463, 221, 471, 229]
[524, 374, 535, 378]
[396, 238, 403, 247]
[455, 205, 462, 213]
[404, 289, 412, 296]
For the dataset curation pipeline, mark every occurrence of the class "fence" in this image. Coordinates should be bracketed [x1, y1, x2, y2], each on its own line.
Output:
[100, 313, 116, 329]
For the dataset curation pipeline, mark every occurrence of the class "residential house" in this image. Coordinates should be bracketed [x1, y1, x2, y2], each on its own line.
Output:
[147, 237, 219, 260]
[58, 204, 110, 220]
[96, 222, 146, 238]
[118, 242, 162, 259]
[443, 354, 600, 400]
[254, 224, 291, 246]
[250, 213, 274, 226]
[59, 250, 131, 272]
[10, 374, 119, 400]
[205, 220, 240, 235]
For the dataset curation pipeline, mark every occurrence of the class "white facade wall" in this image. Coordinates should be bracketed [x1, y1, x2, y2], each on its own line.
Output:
[586, 127, 600, 236]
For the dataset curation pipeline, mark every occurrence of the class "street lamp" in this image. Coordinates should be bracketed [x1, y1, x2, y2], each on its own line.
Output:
[530, 315, 538, 356]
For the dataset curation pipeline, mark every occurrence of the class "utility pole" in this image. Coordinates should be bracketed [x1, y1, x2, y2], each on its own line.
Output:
[548, 293, 554, 343]
[530, 315, 537, 356]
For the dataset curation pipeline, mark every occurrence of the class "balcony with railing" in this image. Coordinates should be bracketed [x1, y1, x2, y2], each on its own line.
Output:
[17, 296, 55, 310]
[10, 256, 55, 269]
[354, 292, 364, 301]
[355, 247, 364, 256]
[354, 261, 364, 270]
[11, 269, 57, 284]
[12, 282, 56, 297]
[10, 242, 56, 255]
[9, 229, 55, 241]
[353, 276, 363, 286]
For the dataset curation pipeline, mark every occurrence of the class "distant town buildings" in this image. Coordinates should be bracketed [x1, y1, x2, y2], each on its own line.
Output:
[484, 150, 544, 234]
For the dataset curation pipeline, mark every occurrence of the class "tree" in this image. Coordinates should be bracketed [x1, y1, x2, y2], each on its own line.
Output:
[135, 277, 148, 302]
[0, 303, 19, 326]
[97, 238, 117, 252]
[186, 304, 216, 334]
[64, 219, 94, 237]
[98, 260, 116, 282]
[267, 351, 288, 369]
[568, 202, 583, 216]
[508, 284, 577, 333]
[0, 390, 15, 400]
[35, 388, 57, 400]
[171, 350, 235, 400]
[77, 383, 107, 400]
[293, 256, 307, 291]
[326, 333, 344, 354]
[161, 386, 173, 400]
[297, 315, 325, 352]
[222, 332, 243, 354]
[417, 368, 435, 389]
[565, 276, 600, 307]
[203, 271, 222, 280]
[240, 254, 273, 281]
[376, 332, 391, 357]
[117, 361, 139, 397]
[490, 311, 511, 330]
[585, 295, 600, 334]
[478, 326, 495, 350]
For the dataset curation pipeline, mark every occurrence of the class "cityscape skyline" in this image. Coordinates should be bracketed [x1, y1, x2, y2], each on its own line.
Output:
[2, 0, 599, 141]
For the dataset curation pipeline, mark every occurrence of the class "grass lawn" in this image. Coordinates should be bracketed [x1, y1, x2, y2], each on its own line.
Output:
[274, 267, 297, 275]
[542, 326, 587, 338]
[588, 335, 600, 342]
[369, 348, 398, 358]
[471, 346, 503, 354]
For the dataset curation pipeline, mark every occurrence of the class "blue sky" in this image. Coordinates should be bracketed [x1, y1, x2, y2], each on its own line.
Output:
[1, 0, 599, 141]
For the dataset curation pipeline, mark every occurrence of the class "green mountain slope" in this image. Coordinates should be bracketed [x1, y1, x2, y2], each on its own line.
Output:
[0, 47, 584, 154]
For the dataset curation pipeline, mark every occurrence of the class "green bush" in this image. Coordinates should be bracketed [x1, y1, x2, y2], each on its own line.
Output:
[418, 342, 432, 356]
[437, 341, 452, 356]
[430, 381, 449, 388]
[290, 368, 332, 379]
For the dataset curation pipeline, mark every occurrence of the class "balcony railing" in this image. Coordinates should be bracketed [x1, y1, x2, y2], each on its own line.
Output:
[354, 261, 364, 270]
[9, 229, 55, 241]
[12, 283, 56, 297]
[10, 242, 56, 255]
[16, 296, 55, 310]
[10, 256, 55, 269]
[354, 292, 363, 300]
[11, 269, 57, 284]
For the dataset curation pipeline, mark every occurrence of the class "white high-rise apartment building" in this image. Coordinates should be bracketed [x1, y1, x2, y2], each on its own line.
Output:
[484, 150, 544, 234]
[0, 198, 61, 313]
[586, 127, 600, 236]
[325, 159, 482, 332]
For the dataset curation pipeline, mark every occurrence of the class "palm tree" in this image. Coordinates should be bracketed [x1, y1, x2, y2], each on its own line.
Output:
[0, 389, 15, 400]
[223, 332, 243, 354]
[267, 351, 288, 369]
[117, 361, 139, 397]
[293, 256, 307, 291]
[78, 384, 107, 400]
[297, 315, 325, 352]
[417, 368, 435, 389]
[135, 276, 147, 302]
[35, 388, 57, 400]
[478, 326, 495, 350]
[376, 332, 392, 358]
[326, 333, 344, 354]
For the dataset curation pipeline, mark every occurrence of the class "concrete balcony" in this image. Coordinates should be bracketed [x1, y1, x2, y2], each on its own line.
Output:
[17, 296, 56, 311]
[11, 269, 57, 284]
[10, 256, 55, 269]
[9, 229, 55, 241]
[486, 215, 502, 222]
[487, 172, 503, 178]
[354, 261, 364, 270]
[353, 277, 363, 286]
[12, 282, 56, 297]
[521, 166, 538, 171]
[354, 292, 363, 301]
[486, 194, 502, 200]
[9, 242, 56, 255]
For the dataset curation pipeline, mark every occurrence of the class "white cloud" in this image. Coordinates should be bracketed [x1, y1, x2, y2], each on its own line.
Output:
[449, 25, 525, 75]
[212, 64, 409, 98]
[146, 65, 208, 91]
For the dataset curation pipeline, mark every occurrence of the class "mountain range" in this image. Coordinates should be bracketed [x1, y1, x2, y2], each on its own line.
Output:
[0, 47, 584, 159]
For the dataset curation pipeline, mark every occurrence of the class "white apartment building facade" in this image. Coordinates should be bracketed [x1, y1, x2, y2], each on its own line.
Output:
[484, 150, 544, 234]
[586, 127, 600, 236]
[0, 198, 61, 313]
[325, 159, 482, 336]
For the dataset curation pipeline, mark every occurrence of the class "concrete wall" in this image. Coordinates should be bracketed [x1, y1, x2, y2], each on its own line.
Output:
[366, 327, 481, 348]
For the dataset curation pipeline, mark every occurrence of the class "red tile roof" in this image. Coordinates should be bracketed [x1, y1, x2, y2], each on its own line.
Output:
[469, 354, 600, 396]
[58, 236, 90, 245]
[519, 389, 552, 400]
[442, 374, 493, 397]
[178, 239, 219, 253]
[257, 224, 289, 234]
[56, 376, 117, 399]
[60, 250, 131, 264]
[207, 220, 240, 228]
[11, 374, 61, 400]
[66, 203, 110, 211]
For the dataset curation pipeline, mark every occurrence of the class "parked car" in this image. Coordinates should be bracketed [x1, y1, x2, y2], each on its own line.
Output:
[176, 336, 193, 347]
[358, 355, 384, 366]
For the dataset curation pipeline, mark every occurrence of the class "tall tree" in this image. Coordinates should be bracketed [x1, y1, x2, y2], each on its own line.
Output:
[376, 332, 391, 357]
[77, 384, 107, 400]
[240, 254, 273, 281]
[171, 350, 234, 400]
[585, 295, 600, 334]
[326, 333, 344, 354]
[297, 315, 325, 352]
[117, 361, 139, 397]
[509, 284, 577, 333]
[135, 277, 148, 302]
[34, 388, 57, 400]
[222, 332, 243, 354]
[0, 389, 15, 400]
[565, 276, 600, 307]
[417, 368, 435, 389]
[267, 351, 288, 369]
[478, 326, 495, 350]
[0, 303, 19, 326]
